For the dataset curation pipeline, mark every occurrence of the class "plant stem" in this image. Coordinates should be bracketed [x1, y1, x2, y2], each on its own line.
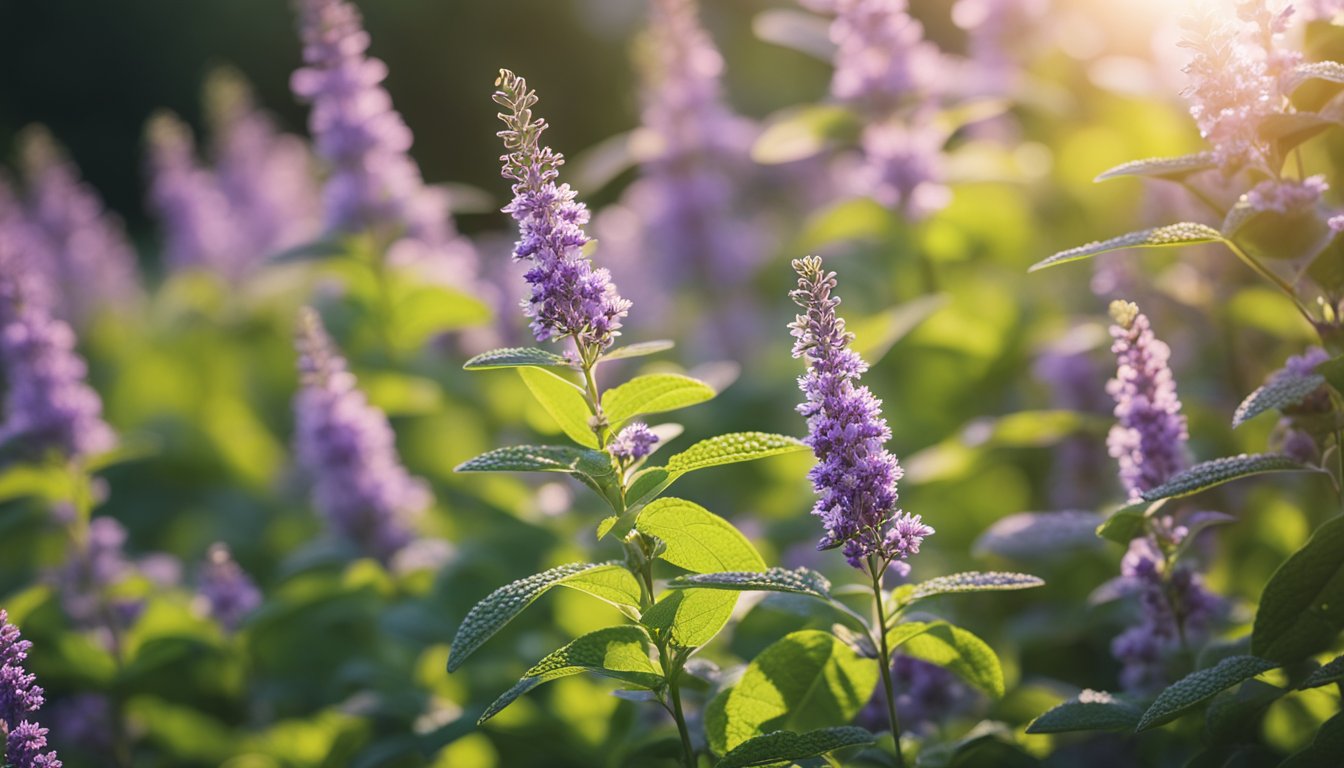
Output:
[868, 556, 905, 768]
[662, 650, 696, 768]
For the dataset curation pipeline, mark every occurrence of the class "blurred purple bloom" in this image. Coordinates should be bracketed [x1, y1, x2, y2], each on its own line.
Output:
[1035, 341, 1111, 508]
[18, 126, 140, 326]
[145, 112, 244, 280]
[952, 0, 1048, 97]
[198, 543, 262, 632]
[44, 694, 112, 755]
[854, 116, 950, 218]
[1105, 301, 1188, 501]
[55, 517, 134, 633]
[1, 611, 60, 768]
[0, 228, 116, 462]
[1246, 175, 1326, 213]
[294, 307, 429, 561]
[494, 70, 631, 350]
[859, 654, 974, 735]
[611, 422, 659, 462]
[790, 256, 928, 568]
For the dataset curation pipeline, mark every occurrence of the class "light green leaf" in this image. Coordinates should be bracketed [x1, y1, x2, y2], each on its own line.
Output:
[666, 567, 832, 601]
[714, 727, 874, 768]
[1301, 655, 1344, 689]
[1234, 372, 1327, 428]
[478, 626, 662, 723]
[641, 589, 738, 648]
[850, 294, 948, 366]
[1137, 655, 1278, 731]
[1029, 223, 1224, 273]
[1252, 514, 1344, 662]
[751, 104, 858, 165]
[705, 630, 880, 754]
[905, 571, 1044, 604]
[601, 373, 716, 427]
[885, 621, 941, 650]
[1095, 501, 1153, 544]
[463, 347, 572, 371]
[665, 432, 809, 475]
[635, 497, 766, 573]
[1141, 453, 1319, 502]
[1094, 153, 1218, 183]
[389, 283, 492, 349]
[1026, 691, 1143, 734]
[599, 340, 674, 363]
[447, 562, 618, 671]
[558, 564, 644, 614]
[517, 367, 599, 448]
[898, 622, 1005, 698]
[358, 371, 444, 416]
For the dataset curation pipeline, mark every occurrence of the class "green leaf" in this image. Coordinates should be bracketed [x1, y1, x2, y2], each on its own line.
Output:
[665, 432, 809, 475]
[1026, 691, 1143, 734]
[1221, 198, 1333, 263]
[455, 445, 611, 475]
[666, 567, 832, 601]
[1252, 514, 1344, 662]
[478, 626, 662, 723]
[268, 236, 347, 264]
[1257, 111, 1342, 157]
[1136, 655, 1279, 731]
[558, 564, 643, 614]
[1233, 372, 1327, 427]
[751, 104, 858, 165]
[705, 630, 880, 754]
[714, 727, 875, 768]
[1279, 712, 1344, 768]
[898, 622, 1005, 698]
[886, 621, 940, 649]
[849, 294, 948, 366]
[635, 497, 766, 573]
[463, 347, 572, 371]
[973, 511, 1105, 561]
[1301, 655, 1344, 689]
[517, 367, 599, 448]
[641, 589, 738, 649]
[389, 283, 492, 350]
[905, 571, 1044, 604]
[601, 373, 716, 427]
[1141, 453, 1318, 502]
[1204, 678, 1287, 744]
[1094, 153, 1218, 183]
[1029, 223, 1224, 273]
[599, 340, 674, 362]
[447, 562, 618, 671]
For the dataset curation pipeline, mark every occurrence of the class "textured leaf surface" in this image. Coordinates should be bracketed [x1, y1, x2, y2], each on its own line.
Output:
[455, 445, 609, 475]
[1141, 454, 1316, 502]
[667, 567, 832, 601]
[635, 497, 766, 573]
[599, 339, 674, 362]
[478, 626, 661, 723]
[602, 373, 715, 426]
[517, 367, 598, 448]
[705, 630, 879, 754]
[1285, 61, 1344, 91]
[1252, 514, 1344, 662]
[907, 571, 1044, 603]
[641, 589, 738, 648]
[1301, 655, 1344, 689]
[1094, 153, 1217, 182]
[1136, 655, 1278, 731]
[665, 432, 808, 475]
[1279, 712, 1344, 768]
[898, 622, 1005, 698]
[558, 564, 643, 612]
[1233, 372, 1326, 427]
[463, 347, 572, 370]
[974, 511, 1105, 560]
[1029, 223, 1223, 272]
[448, 562, 615, 671]
[1026, 690, 1143, 733]
[714, 727, 874, 768]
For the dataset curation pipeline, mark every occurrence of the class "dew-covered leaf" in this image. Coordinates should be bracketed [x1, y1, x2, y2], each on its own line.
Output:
[665, 432, 809, 475]
[974, 511, 1106, 561]
[905, 571, 1045, 604]
[1094, 153, 1218, 183]
[478, 625, 662, 723]
[518, 367, 598, 448]
[898, 622, 1005, 698]
[667, 567, 832, 601]
[454, 445, 611, 475]
[1140, 453, 1319, 502]
[598, 339, 675, 363]
[1029, 223, 1224, 273]
[635, 497, 765, 573]
[601, 373, 715, 427]
[1284, 60, 1344, 92]
[714, 727, 874, 768]
[448, 562, 618, 671]
[1252, 514, 1344, 662]
[1027, 690, 1143, 734]
[1233, 372, 1326, 427]
[1301, 655, 1344, 689]
[463, 347, 572, 371]
[1136, 655, 1278, 731]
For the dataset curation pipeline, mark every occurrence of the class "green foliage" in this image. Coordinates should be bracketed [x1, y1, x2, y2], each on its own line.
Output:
[1279, 712, 1344, 768]
[462, 346, 573, 370]
[705, 630, 879, 755]
[601, 373, 716, 427]
[1026, 691, 1143, 733]
[1095, 501, 1153, 544]
[664, 432, 809, 475]
[387, 282, 492, 351]
[666, 567, 833, 601]
[1093, 153, 1217, 182]
[641, 589, 738, 648]
[454, 444, 610, 475]
[634, 497, 766, 573]
[1140, 454, 1319, 503]
[974, 511, 1105, 561]
[713, 727, 875, 768]
[895, 622, 1005, 698]
[598, 339, 675, 362]
[751, 104, 858, 164]
[1252, 514, 1344, 662]
[1233, 371, 1327, 427]
[1136, 655, 1279, 731]
[478, 626, 663, 723]
[1300, 655, 1344, 689]
[1029, 223, 1224, 272]
[904, 571, 1045, 604]
[517, 367, 599, 448]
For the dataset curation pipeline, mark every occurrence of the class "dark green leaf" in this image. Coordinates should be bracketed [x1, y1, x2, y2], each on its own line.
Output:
[1029, 223, 1224, 273]
[1252, 514, 1344, 662]
[666, 567, 832, 600]
[1233, 372, 1327, 427]
[463, 347, 572, 370]
[906, 571, 1044, 604]
[1141, 454, 1318, 502]
[714, 727, 875, 768]
[1278, 711, 1344, 768]
[1136, 655, 1278, 731]
[1300, 654, 1344, 689]
[1096, 502, 1152, 545]
[454, 445, 611, 475]
[1026, 690, 1143, 734]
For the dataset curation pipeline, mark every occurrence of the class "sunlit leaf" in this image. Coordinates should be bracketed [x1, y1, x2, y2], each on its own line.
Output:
[1030, 223, 1224, 272]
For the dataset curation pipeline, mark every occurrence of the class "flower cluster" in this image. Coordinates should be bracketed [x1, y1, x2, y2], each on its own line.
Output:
[790, 256, 932, 569]
[293, 307, 429, 561]
[1, 610, 60, 768]
[0, 224, 116, 462]
[859, 654, 974, 735]
[1105, 301, 1189, 502]
[494, 69, 631, 351]
[54, 517, 135, 634]
[952, 0, 1048, 97]
[611, 423, 659, 463]
[145, 112, 244, 280]
[197, 544, 262, 632]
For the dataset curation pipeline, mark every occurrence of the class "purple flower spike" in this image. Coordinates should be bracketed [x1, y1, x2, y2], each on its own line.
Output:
[494, 69, 631, 351]
[611, 423, 660, 462]
[1, 610, 61, 768]
[1105, 301, 1188, 501]
[0, 227, 116, 462]
[859, 654, 974, 735]
[293, 307, 429, 562]
[790, 256, 924, 569]
[198, 543, 263, 632]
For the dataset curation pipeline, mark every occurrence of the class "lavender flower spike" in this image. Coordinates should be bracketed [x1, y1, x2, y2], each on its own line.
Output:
[1, 610, 61, 768]
[494, 69, 632, 351]
[1105, 301, 1188, 501]
[198, 543, 263, 632]
[294, 307, 429, 561]
[790, 256, 931, 569]
[0, 224, 116, 462]
[145, 111, 243, 280]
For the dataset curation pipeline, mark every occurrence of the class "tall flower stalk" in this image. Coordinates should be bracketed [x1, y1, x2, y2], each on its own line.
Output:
[1, 610, 60, 768]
